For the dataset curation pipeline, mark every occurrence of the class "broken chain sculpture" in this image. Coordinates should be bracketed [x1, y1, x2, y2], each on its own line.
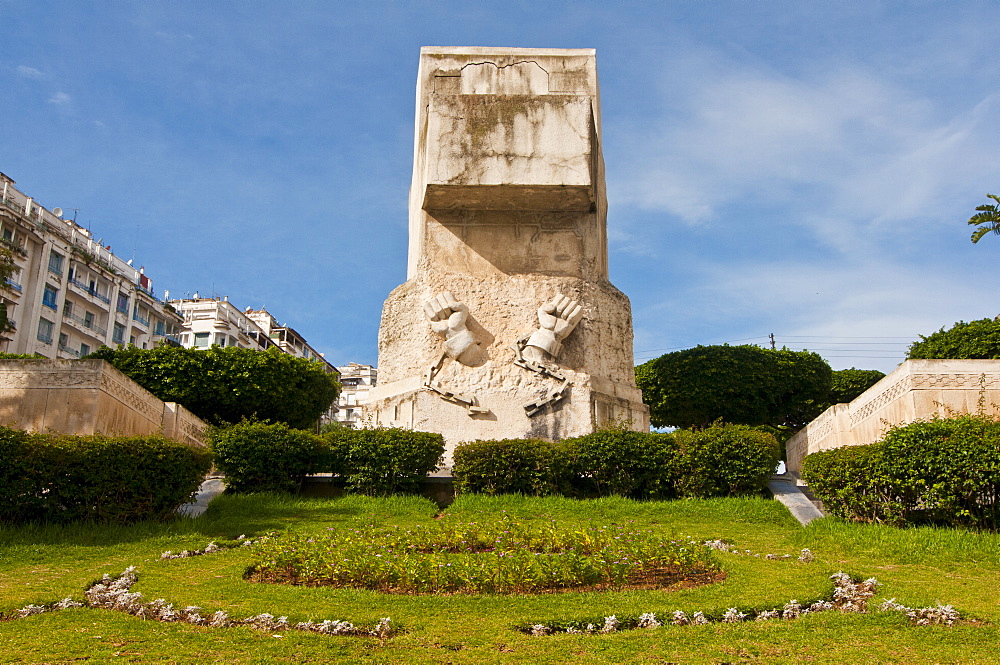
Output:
[514, 293, 583, 417]
[423, 291, 485, 366]
[423, 351, 489, 415]
[423, 292, 488, 415]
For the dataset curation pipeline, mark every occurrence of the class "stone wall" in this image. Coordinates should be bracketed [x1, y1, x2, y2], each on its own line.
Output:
[786, 359, 1000, 478]
[0, 359, 207, 447]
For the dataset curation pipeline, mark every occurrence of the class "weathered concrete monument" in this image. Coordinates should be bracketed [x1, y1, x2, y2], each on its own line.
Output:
[367, 47, 649, 457]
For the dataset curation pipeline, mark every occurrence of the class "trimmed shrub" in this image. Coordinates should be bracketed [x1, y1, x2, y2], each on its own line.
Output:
[673, 423, 780, 498]
[907, 318, 1000, 359]
[323, 427, 444, 496]
[635, 345, 832, 429]
[802, 415, 1000, 528]
[567, 428, 681, 499]
[0, 427, 212, 524]
[452, 438, 577, 496]
[210, 421, 325, 493]
[799, 445, 883, 522]
[86, 345, 340, 429]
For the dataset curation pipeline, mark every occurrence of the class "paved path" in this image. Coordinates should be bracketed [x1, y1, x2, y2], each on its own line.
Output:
[177, 477, 226, 518]
[768, 475, 825, 526]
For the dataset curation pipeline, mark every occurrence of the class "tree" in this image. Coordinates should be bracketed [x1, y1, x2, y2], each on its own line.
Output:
[810, 367, 886, 414]
[907, 318, 1000, 359]
[635, 344, 832, 430]
[86, 345, 340, 429]
[967, 193, 1000, 243]
[0, 243, 17, 339]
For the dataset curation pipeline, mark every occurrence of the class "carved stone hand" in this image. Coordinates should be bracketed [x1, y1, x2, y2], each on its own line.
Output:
[423, 291, 484, 366]
[524, 293, 583, 363]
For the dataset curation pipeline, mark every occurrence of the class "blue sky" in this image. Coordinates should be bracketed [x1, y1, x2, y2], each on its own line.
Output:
[3, 1, 999, 373]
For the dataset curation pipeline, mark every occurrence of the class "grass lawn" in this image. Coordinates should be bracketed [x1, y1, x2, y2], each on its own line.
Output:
[1, 493, 998, 664]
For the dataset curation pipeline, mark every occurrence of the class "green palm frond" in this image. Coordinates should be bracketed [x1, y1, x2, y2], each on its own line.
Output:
[968, 193, 1000, 243]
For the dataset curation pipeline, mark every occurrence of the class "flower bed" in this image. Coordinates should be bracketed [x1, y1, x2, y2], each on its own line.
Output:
[246, 517, 720, 594]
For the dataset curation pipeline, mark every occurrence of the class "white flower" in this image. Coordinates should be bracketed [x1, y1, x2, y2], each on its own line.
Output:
[638, 612, 661, 628]
[722, 608, 747, 623]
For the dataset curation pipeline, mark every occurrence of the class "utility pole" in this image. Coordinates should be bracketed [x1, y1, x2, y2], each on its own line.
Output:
[770, 333, 776, 350]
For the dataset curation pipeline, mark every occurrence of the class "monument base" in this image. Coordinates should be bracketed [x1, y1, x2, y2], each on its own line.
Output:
[368, 272, 649, 460]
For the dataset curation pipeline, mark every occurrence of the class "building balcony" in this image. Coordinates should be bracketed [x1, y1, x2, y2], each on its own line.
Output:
[57, 343, 81, 358]
[132, 312, 150, 327]
[68, 277, 112, 305]
[153, 332, 182, 346]
[63, 310, 107, 337]
[0, 237, 28, 258]
[5, 279, 22, 293]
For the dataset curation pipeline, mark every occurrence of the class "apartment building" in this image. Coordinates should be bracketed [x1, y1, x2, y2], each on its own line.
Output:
[170, 298, 336, 371]
[0, 173, 182, 357]
[332, 362, 377, 427]
[169, 296, 276, 352]
[244, 309, 330, 365]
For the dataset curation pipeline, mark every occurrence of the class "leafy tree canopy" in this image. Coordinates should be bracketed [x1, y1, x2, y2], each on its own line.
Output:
[822, 368, 886, 409]
[635, 344, 832, 430]
[86, 345, 340, 429]
[907, 318, 1000, 360]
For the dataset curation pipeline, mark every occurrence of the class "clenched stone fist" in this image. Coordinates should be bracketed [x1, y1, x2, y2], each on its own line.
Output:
[524, 293, 583, 363]
[424, 291, 485, 366]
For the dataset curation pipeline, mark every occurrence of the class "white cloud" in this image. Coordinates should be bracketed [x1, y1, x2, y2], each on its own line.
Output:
[47, 91, 71, 106]
[16, 65, 44, 78]
[607, 57, 1000, 254]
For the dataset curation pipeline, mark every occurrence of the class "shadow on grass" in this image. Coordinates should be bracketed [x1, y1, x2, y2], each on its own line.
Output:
[0, 493, 441, 548]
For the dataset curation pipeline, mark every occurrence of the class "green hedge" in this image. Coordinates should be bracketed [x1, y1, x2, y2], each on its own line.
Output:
[452, 438, 577, 496]
[568, 429, 681, 499]
[452, 424, 778, 500]
[0, 427, 212, 524]
[210, 421, 325, 493]
[323, 427, 444, 496]
[802, 415, 1000, 528]
[211, 423, 444, 497]
[673, 424, 780, 498]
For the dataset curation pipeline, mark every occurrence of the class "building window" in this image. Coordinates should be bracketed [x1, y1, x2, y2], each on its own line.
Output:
[48, 251, 64, 276]
[37, 318, 54, 344]
[193, 332, 210, 348]
[42, 285, 58, 310]
[112, 322, 125, 345]
[116, 293, 129, 314]
[215, 333, 227, 347]
[84, 311, 94, 329]
[58, 332, 68, 348]
[80, 343, 90, 357]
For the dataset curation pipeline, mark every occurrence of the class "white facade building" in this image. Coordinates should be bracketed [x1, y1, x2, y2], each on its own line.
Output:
[332, 363, 377, 427]
[1, 173, 183, 358]
[169, 297, 276, 352]
[245, 309, 331, 366]
[169, 299, 336, 371]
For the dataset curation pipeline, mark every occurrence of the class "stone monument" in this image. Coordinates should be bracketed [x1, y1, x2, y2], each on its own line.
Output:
[367, 47, 649, 458]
